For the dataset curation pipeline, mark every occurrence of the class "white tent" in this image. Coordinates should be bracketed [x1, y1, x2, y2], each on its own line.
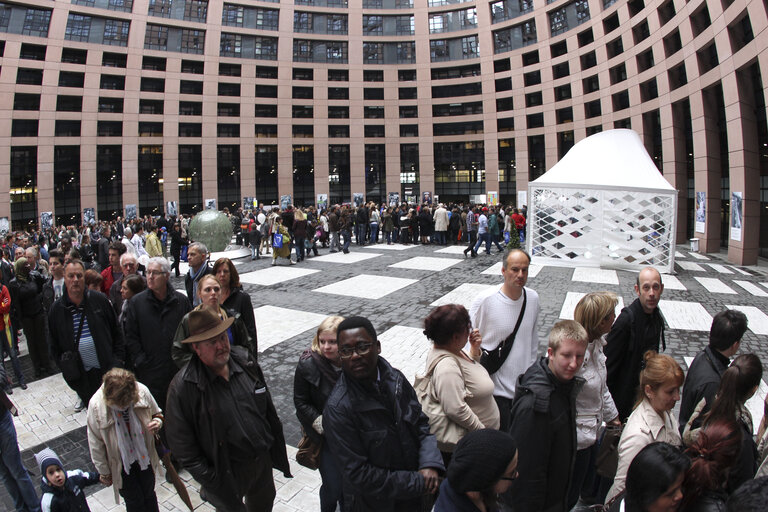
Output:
[526, 129, 677, 274]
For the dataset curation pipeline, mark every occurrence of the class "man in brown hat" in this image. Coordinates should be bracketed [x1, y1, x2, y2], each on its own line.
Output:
[165, 308, 291, 512]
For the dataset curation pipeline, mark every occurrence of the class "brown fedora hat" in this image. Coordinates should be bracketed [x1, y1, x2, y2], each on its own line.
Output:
[182, 308, 235, 344]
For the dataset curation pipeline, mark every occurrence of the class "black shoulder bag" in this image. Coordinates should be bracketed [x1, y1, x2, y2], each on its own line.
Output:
[59, 310, 86, 383]
[480, 288, 527, 375]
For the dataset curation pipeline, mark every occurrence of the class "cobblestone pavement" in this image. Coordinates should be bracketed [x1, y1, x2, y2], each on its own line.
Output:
[3, 240, 768, 511]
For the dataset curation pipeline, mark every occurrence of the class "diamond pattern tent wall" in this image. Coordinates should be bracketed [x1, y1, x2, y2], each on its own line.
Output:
[527, 129, 677, 274]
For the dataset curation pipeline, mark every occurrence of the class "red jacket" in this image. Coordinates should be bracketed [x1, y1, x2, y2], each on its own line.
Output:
[0, 285, 10, 329]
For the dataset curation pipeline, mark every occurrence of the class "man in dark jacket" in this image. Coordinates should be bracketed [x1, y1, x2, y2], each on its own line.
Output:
[508, 320, 587, 512]
[184, 242, 211, 307]
[48, 260, 124, 408]
[679, 309, 747, 433]
[328, 206, 340, 253]
[123, 257, 190, 410]
[323, 316, 444, 512]
[169, 223, 186, 277]
[605, 266, 666, 421]
[165, 308, 290, 512]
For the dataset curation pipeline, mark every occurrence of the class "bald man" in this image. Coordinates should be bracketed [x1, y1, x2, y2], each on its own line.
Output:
[605, 267, 667, 421]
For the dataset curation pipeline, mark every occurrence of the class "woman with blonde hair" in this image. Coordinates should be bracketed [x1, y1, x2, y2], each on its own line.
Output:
[86, 368, 163, 512]
[570, 292, 621, 508]
[293, 208, 309, 263]
[171, 274, 255, 367]
[606, 352, 684, 503]
[293, 315, 345, 512]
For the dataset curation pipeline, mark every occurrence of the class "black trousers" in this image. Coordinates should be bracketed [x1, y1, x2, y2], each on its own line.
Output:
[494, 395, 514, 433]
[120, 461, 159, 512]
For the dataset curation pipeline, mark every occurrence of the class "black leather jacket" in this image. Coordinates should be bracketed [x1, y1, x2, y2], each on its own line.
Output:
[323, 357, 445, 512]
[293, 350, 340, 444]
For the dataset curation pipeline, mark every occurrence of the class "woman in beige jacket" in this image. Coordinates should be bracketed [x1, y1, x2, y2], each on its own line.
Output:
[86, 368, 163, 511]
[605, 352, 684, 504]
[421, 304, 500, 465]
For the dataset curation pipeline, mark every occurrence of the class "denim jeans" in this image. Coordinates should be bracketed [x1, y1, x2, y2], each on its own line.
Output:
[295, 236, 306, 261]
[319, 441, 343, 512]
[341, 229, 351, 252]
[473, 232, 490, 254]
[1, 331, 25, 387]
[0, 410, 41, 512]
[355, 223, 366, 245]
[369, 222, 379, 243]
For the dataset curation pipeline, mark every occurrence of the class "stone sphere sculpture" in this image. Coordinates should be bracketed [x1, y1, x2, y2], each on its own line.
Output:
[188, 210, 232, 252]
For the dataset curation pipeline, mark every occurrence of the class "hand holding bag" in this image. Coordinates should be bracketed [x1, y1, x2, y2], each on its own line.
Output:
[415, 353, 469, 452]
[273, 233, 283, 248]
[596, 424, 623, 478]
[296, 427, 322, 470]
[480, 289, 527, 375]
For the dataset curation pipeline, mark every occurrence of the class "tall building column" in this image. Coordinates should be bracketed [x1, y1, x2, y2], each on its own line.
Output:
[690, 89, 722, 253]
[661, 103, 688, 245]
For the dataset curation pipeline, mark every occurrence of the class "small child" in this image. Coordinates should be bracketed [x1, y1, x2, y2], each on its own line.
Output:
[35, 448, 100, 512]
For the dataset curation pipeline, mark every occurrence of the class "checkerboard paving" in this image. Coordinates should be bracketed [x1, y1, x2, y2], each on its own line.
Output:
[313, 274, 419, 299]
[253, 305, 328, 352]
[658, 300, 713, 331]
[694, 277, 738, 294]
[389, 256, 462, 272]
[677, 261, 706, 272]
[308, 252, 382, 264]
[430, 283, 496, 309]
[571, 267, 619, 285]
[240, 267, 320, 286]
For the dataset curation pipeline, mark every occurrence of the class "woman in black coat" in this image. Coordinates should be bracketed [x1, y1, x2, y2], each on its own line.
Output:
[293, 315, 345, 512]
[212, 257, 257, 348]
[169, 223, 186, 278]
[8, 257, 50, 377]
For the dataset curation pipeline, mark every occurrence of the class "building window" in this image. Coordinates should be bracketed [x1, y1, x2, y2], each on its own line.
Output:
[184, 0, 207, 22]
[575, 0, 590, 23]
[550, 7, 568, 36]
[327, 14, 347, 34]
[462, 35, 479, 58]
[363, 15, 382, 35]
[148, 0, 172, 17]
[179, 101, 202, 115]
[0, 5, 11, 29]
[65, 14, 91, 42]
[363, 43, 383, 63]
[23, 8, 51, 37]
[144, 24, 168, 50]
[462, 8, 478, 28]
[103, 19, 130, 46]
[107, 0, 133, 12]
[220, 33, 241, 57]
[256, 9, 279, 30]
[326, 42, 347, 62]
[396, 15, 414, 34]
[222, 4, 243, 26]
[98, 97, 124, 112]
[181, 29, 205, 54]
[430, 40, 447, 61]
[254, 37, 278, 60]
[398, 42, 415, 63]
[294, 12, 312, 32]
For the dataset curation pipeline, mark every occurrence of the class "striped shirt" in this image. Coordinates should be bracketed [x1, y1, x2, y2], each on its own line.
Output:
[73, 311, 100, 371]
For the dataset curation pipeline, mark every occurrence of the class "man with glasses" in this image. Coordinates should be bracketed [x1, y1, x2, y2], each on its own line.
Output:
[123, 257, 190, 410]
[323, 316, 444, 511]
[108, 252, 144, 316]
[166, 308, 290, 512]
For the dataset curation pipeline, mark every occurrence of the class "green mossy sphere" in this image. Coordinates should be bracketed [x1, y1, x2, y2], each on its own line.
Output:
[188, 210, 232, 252]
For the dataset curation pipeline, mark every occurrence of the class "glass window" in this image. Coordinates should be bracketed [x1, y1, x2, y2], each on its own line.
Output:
[107, 0, 133, 12]
[144, 24, 168, 50]
[396, 15, 414, 35]
[148, 0, 172, 18]
[430, 40, 447, 61]
[462, 35, 479, 58]
[181, 29, 204, 54]
[363, 43, 383, 63]
[222, 4, 243, 26]
[220, 33, 242, 57]
[256, 9, 279, 30]
[65, 14, 92, 42]
[103, 19, 130, 46]
[327, 14, 347, 34]
[184, 0, 207, 22]
[363, 15, 382, 35]
[550, 7, 568, 36]
[23, 8, 52, 37]
[254, 37, 278, 60]
[397, 42, 415, 63]
[326, 42, 347, 62]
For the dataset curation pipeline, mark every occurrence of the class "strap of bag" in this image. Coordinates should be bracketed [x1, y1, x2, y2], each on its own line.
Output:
[483, 288, 527, 364]
[424, 353, 467, 401]
[73, 306, 86, 351]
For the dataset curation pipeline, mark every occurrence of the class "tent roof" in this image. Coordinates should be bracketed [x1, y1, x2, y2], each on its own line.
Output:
[530, 129, 676, 193]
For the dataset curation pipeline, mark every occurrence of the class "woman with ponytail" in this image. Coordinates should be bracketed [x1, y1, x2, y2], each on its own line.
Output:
[680, 420, 742, 511]
[702, 354, 762, 492]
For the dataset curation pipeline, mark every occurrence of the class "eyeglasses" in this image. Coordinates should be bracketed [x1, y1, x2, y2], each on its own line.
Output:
[338, 342, 374, 359]
[499, 470, 519, 481]
[146, 270, 167, 277]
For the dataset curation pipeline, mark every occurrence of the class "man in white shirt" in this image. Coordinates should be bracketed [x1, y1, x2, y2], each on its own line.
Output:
[121, 228, 136, 257]
[469, 248, 541, 431]
[471, 207, 491, 256]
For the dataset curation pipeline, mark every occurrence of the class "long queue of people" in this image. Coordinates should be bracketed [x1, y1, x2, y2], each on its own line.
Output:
[0, 211, 766, 512]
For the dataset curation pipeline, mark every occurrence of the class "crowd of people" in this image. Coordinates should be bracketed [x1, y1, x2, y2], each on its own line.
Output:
[0, 203, 766, 512]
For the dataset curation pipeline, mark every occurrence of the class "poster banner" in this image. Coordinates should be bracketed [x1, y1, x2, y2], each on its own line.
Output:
[316, 194, 328, 211]
[166, 201, 178, 217]
[243, 197, 255, 210]
[352, 193, 364, 207]
[517, 191, 528, 208]
[205, 198, 217, 210]
[730, 191, 743, 242]
[388, 192, 400, 206]
[83, 208, 96, 225]
[695, 192, 706, 233]
[470, 194, 486, 205]
[125, 204, 137, 221]
[422, 191, 432, 205]
[280, 195, 292, 210]
[41, 211, 53, 230]
[487, 191, 499, 206]
[0, 217, 8, 236]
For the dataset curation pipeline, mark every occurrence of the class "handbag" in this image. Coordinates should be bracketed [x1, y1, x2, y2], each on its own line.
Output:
[480, 289, 527, 375]
[595, 424, 623, 478]
[273, 233, 283, 248]
[415, 353, 469, 452]
[296, 427, 322, 470]
[59, 312, 86, 382]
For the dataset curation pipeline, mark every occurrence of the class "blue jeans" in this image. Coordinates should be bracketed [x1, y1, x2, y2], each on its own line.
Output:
[1, 331, 25, 387]
[369, 223, 379, 243]
[473, 232, 490, 254]
[341, 229, 351, 252]
[319, 440, 343, 512]
[0, 410, 41, 512]
[490, 233, 504, 251]
[356, 223, 366, 245]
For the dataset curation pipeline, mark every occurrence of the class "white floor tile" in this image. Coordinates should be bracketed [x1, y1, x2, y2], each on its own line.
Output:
[732, 280, 768, 297]
[309, 252, 382, 264]
[658, 300, 713, 331]
[361, 243, 417, 251]
[389, 256, 462, 271]
[481, 262, 543, 278]
[725, 305, 768, 335]
[706, 263, 733, 274]
[379, 325, 432, 384]
[430, 283, 497, 309]
[661, 275, 687, 291]
[434, 245, 471, 255]
[675, 251, 686, 259]
[688, 252, 710, 260]
[571, 267, 619, 285]
[253, 305, 328, 352]
[558, 291, 624, 320]
[313, 274, 419, 299]
[677, 261, 706, 272]
[730, 266, 752, 275]
[239, 267, 320, 286]
[694, 277, 737, 294]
